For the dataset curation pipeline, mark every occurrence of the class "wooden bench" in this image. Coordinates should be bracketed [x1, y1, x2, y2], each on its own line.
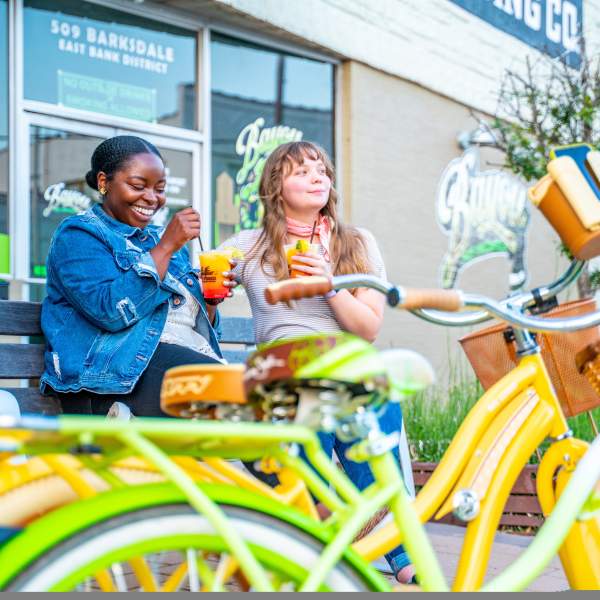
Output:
[412, 462, 543, 533]
[0, 300, 255, 415]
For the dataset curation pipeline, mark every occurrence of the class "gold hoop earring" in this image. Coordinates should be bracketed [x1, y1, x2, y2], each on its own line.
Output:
[99, 187, 106, 196]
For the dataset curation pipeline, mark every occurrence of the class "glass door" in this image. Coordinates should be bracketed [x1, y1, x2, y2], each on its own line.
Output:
[19, 113, 201, 301]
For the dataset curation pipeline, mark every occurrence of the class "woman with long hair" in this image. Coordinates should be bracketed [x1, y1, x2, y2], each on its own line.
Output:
[220, 141, 414, 583]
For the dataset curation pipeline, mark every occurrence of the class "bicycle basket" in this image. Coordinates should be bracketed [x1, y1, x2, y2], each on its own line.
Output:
[459, 298, 600, 417]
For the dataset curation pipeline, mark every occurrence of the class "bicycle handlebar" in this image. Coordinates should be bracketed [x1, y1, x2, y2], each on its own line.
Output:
[263, 260, 600, 334]
[264, 275, 464, 311]
[411, 259, 586, 328]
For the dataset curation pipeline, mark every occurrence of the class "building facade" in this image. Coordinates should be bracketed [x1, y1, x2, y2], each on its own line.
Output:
[1, 0, 598, 373]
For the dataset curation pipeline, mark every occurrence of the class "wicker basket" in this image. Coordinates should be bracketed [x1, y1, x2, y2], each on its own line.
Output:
[459, 298, 600, 417]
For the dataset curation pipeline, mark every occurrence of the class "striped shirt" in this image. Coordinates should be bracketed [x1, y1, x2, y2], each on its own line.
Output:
[219, 228, 387, 345]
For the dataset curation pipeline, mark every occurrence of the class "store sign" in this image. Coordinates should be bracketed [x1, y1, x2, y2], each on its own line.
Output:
[49, 17, 175, 73]
[234, 118, 303, 230]
[449, 0, 582, 67]
[24, 6, 195, 123]
[58, 71, 156, 122]
[43, 182, 91, 217]
[436, 147, 530, 291]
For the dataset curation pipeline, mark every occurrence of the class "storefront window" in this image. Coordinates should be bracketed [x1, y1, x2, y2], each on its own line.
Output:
[24, 0, 197, 129]
[29, 127, 104, 281]
[211, 34, 334, 245]
[0, 0, 8, 297]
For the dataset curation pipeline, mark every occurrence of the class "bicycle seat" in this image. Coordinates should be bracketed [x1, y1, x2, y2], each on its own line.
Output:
[160, 364, 247, 418]
[244, 333, 389, 397]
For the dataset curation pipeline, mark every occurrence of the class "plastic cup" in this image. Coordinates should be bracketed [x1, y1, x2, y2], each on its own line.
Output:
[284, 242, 320, 278]
[200, 251, 231, 299]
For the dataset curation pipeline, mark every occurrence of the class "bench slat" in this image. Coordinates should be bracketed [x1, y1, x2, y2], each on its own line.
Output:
[0, 301, 43, 336]
[0, 345, 45, 378]
[7, 388, 61, 415]
[220, 317, 254, 345]
[222, 349, 251, 364]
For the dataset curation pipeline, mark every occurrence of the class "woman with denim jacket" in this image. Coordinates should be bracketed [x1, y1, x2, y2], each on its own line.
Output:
[40, 136, 234, 416]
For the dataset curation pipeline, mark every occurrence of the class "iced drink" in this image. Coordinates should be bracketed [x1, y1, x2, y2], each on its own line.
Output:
[284, 240, 320, 278]
[200, 251, 231, 299]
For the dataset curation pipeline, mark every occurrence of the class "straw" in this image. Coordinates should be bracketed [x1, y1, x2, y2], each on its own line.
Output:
[185, 205, 204, 252]
[309, 220, 317, 244]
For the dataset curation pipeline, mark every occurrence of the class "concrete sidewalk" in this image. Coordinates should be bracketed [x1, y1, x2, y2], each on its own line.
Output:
[382, 522, 569, 591]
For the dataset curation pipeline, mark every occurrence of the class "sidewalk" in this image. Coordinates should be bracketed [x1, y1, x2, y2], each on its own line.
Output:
[382, 522, 569, 591]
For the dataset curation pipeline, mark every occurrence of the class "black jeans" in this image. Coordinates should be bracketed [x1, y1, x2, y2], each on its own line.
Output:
[58, 343, 220, 417]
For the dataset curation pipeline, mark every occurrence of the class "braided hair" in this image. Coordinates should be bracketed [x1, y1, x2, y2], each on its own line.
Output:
[85, 135, 163, 191]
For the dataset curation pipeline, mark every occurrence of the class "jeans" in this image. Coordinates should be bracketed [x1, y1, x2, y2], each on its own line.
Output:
[58, 343, 220, 416]
[246, 401, 411, 573]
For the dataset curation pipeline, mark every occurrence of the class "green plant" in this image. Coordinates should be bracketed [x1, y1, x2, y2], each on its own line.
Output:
[489, 42, 600, 297]
[492, 46, 600, 183]
[404, 376, 600, 464]
[403, 376, 482, 463]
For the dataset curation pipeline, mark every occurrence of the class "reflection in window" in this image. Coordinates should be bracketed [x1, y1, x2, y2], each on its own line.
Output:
[211, 34, 334, 245]
[0, 0, 8, 290]
[29, 127, 103, 279]
[24, 0, 197, 129]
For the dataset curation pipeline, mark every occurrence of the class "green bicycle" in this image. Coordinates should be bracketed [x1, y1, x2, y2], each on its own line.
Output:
[0, 265, 599, 591]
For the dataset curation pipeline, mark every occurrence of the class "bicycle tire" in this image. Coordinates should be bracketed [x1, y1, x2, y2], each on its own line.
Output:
[5, 503, 383, 592]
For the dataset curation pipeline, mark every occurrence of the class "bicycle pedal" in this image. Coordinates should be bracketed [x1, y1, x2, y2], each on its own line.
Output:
[106, 401, 134, 421]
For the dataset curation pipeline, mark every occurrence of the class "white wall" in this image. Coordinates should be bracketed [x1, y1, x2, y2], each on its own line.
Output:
[212, 0, 600, 115]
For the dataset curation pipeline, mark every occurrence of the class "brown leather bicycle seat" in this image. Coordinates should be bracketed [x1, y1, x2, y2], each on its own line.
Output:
[243, 334, 388, 398]
[160, 364, 247, 417]
[243, 336, 341, 395]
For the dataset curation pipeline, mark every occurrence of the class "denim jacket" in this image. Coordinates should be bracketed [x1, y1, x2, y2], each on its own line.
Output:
[40, 204, 222, 395]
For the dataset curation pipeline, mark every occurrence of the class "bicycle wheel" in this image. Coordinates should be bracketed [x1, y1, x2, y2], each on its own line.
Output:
[4, 503, 385, 592]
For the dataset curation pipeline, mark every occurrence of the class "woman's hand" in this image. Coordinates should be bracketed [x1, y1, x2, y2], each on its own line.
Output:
[203, 259, 239, 306]
[157, 207, 201, 254]
[290, 252, 332, 278]
[151, 208, 201, 280]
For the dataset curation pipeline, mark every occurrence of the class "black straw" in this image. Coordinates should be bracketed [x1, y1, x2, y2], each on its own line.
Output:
[309, 220, 317, 244]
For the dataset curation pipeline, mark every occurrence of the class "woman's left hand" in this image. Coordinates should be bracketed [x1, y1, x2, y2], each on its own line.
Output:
[291, 252, 332, 278]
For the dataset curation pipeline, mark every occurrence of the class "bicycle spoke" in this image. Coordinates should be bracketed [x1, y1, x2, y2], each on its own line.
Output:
[196, 552, 218, 591]
[93, 569, 116, 592]
[110, 563, 127, 592]
[128, 557, 158, 592]
[212, 554, 238, 591]
[186, 549, 200, 592]
[160, 562, 188, 593]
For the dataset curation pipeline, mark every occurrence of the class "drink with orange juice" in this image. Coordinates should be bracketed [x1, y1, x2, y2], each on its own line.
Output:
[284, 240, 320, 278]
[200, 247, 243, 299]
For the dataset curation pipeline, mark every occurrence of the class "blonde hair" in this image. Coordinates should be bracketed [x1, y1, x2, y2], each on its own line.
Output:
[247, 141, 372, 282]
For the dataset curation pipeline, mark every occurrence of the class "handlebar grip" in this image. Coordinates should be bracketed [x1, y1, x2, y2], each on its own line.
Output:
[265, 276, 333, 304]
[400, 288, 463, 311]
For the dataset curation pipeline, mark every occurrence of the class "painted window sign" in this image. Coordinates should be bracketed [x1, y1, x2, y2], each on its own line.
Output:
[23, 0, 196, 128]
[211, 33, 334, 246]
[436, 142, 530, 291]
[449, 0, 582, 68]
[235, 118, 303, 231]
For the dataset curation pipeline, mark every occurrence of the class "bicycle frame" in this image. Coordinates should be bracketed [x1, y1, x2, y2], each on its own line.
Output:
[354, 351, 600, 590]
[0, 413, 448, 591]
[1, 374, 598, 592]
